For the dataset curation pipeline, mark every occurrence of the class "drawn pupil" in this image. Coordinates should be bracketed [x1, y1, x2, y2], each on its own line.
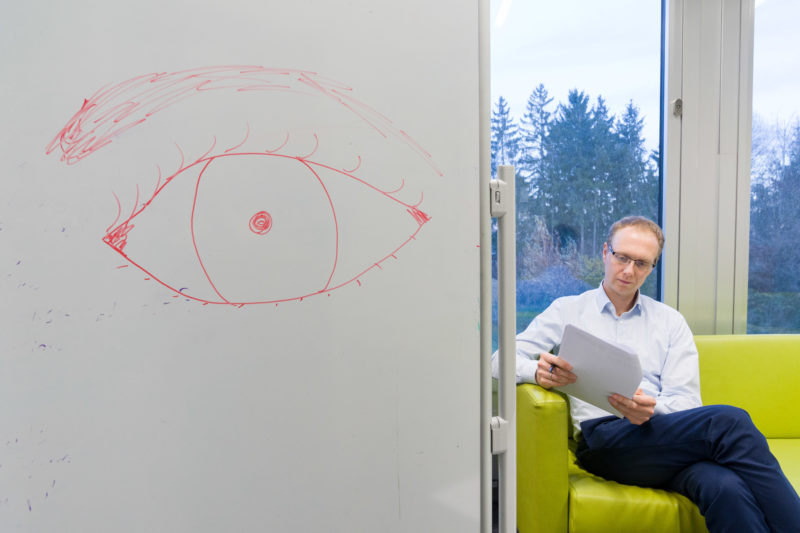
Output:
[249, 211, 273, 235]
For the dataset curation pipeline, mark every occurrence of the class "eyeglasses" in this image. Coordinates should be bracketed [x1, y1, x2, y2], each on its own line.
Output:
[607, 244, 656, 272]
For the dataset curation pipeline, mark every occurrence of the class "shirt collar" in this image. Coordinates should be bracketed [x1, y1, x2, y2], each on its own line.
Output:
[595, 282, 643, 317]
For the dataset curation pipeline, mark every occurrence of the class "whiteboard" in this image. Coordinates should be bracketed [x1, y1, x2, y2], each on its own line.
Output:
[0, 2, 481, 531]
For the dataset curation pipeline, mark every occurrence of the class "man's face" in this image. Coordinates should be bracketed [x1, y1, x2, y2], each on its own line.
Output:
[602, 225, 660, 304]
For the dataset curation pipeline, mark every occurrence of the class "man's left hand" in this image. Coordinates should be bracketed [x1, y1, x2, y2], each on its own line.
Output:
[609, 388, 656, 425]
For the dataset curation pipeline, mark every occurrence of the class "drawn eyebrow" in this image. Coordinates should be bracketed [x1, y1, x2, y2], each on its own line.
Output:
[45, 66, 443, 176]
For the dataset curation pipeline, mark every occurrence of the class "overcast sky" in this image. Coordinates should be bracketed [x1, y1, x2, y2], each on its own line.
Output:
[752, 0, 800, 125]
[491, 0, 799, 152]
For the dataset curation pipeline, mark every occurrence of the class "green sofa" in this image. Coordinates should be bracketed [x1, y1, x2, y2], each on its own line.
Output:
[516, 334, 800, 533]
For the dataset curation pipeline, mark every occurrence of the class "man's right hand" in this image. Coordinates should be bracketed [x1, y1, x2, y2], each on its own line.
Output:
[536, 351, 577, 389]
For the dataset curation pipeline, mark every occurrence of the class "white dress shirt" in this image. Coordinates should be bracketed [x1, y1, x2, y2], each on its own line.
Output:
[493, 284, 702, 436]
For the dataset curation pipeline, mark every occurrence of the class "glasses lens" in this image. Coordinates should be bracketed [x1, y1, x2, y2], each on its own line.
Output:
[610, 244, 654, 271]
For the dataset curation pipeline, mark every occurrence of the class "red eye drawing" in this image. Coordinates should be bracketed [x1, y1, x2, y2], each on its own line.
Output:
[46, 66, 439, 306]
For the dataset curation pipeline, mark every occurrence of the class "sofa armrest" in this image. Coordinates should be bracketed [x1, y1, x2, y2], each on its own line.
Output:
[517, 383, 570, 533]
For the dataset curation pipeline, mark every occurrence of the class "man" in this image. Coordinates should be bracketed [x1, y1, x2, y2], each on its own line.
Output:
[494, 215, 800, 532]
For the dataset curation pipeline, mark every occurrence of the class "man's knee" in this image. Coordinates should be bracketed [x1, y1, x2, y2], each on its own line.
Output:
[702, 405, 773, 459]
[706, 404, 749, 420]
[706, 405, 758, 433]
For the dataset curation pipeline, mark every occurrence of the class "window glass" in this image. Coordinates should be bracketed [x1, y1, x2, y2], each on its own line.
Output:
[748, 0, 800, 333]
[490, 0, 663, 348]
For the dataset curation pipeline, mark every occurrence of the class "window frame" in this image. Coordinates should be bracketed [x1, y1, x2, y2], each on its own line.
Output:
[662, 0, 754, 334]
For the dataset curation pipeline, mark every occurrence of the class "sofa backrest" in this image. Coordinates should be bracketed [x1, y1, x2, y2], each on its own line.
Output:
[695, 334, 800, 438]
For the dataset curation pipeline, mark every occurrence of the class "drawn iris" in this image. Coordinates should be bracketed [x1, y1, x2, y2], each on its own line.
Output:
[249, 211, 273, 236]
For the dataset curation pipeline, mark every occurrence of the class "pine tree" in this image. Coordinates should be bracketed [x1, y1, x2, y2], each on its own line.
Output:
[490, 96, 520, 177]
[519, 84, 553, 182]
[539, 89, 597, 255]
[516, 85, 554, 278]
[614, 101, 657, 221]
[589, 95, 618, 255]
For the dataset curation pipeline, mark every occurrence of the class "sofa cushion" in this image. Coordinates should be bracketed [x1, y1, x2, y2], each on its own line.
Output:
[566, 447, 707, 533]
[768, 438, 800, 493]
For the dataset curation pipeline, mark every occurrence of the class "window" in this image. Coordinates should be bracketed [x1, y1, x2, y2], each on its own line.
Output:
[747, 0, 800, 333]
[490, 0, 664, 347]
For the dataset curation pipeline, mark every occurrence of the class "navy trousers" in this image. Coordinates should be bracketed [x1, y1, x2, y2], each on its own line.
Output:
[576, 405, 800, 532]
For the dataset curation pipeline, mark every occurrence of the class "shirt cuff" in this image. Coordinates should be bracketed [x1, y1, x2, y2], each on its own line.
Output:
[519, 358, 538, 384]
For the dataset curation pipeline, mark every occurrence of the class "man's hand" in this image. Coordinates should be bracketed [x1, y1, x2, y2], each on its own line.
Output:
[609, 388, 656, 425]
[536, 352, 577, 390]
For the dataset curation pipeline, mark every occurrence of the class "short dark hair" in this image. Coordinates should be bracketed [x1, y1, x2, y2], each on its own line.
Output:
[607, 216, 665, 258]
